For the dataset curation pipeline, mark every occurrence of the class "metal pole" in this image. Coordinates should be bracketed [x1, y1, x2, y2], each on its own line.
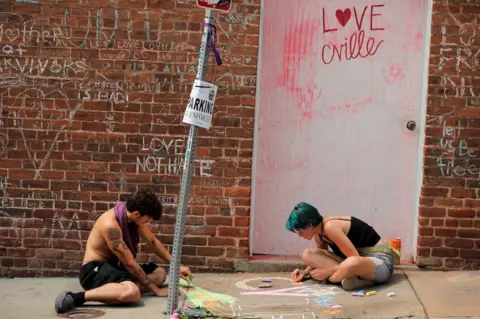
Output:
[167, 8, 216, 315]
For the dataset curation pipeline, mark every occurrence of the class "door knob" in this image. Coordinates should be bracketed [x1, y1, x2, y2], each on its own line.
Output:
[406, 120, 416, 131]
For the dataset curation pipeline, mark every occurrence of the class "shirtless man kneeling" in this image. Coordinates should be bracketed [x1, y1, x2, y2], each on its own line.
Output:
[54, 189, 193, 314]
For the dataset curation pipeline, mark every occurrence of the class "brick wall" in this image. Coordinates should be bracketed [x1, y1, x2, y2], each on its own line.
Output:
[0, 0, 259, 276]
[419, 0, 480, 270]
[1, 0, 480, 277]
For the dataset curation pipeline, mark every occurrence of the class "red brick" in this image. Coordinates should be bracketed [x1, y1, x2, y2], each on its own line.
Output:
[418, 218, 430, 226]
[1, 258, 14, 267]
[459, 220, 473, 227]
[218, 227, 249, 238]
[182, 246, 197, 256]
[208, 237, 235, 247]
[458, 229, 480, 239]
[224, 187, 251, 197]
[7, 248, 35, 258]
[418, 237, 442, 247]
[24, 238, 51, 249]
[419, 227, 434, 236]
[445, 219, 459, 227]
[43, 259, 56, 269]
[64, 251, 83, 261]
[448, 209, 476, 218]
[444, 238, 474, 249]
[451, 188, 476, 199]
[184, 226, 216, 236]
[420, 196, 435, 206]
[15, 258, 28, 267]
[462, 4, 480, 14]
[235, 217, 250, 227]
[205, 216, 233, 226]
[0, 238, 22, 247]
[417, 248, 430, 257]
[234, 207, 250, 216]
[431, 219, 444, 227]
[419, 207, 446, 217]
[226, 247, 249, 258]
[193, 186, 223, 197]
[180, 256, 206, 266]
[8, 169, 36, 179]
[0, 218, 14, 227]
[432, 248, 459, 258]
[435, 228, 458, 237]
[459, 249, 480, 259]
[197, 247, 225, 257]
[465, 200, 480, 208]
[444, 258, 465, 268]
[206, 257, 234, 268]
[0, 159, 22, 168]
[37, 229, 65, 239]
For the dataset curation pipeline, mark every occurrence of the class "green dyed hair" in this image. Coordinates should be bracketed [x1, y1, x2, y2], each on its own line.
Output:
[285, 202, 323, 233]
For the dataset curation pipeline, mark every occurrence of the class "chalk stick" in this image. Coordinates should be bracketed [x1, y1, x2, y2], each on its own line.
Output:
[262, 278, 272, 282]
[366, 291, 376, 296]
[351, 292, 364, 297]
[259, 283, 272, 288]
[387, 292, 395, 297]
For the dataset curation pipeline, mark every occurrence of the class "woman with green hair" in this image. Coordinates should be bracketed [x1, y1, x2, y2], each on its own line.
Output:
[286, 202, 395, 291]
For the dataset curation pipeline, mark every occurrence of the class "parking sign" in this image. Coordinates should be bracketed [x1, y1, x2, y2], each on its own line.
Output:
[197, 0, 232, 12]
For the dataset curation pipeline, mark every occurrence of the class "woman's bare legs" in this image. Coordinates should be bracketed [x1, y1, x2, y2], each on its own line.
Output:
[301, 249, 377, 290]
[302, 248, 343, 269]
[328, 256, 376, 281]
[327, 256, 377, 291]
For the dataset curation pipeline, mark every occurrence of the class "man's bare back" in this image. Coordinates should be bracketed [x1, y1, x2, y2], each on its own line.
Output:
[54, 190, 194, 315]
[82, 209, 119, 265]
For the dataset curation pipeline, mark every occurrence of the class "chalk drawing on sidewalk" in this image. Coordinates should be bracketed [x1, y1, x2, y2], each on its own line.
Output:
[235, 277, 296, 290]
[230, 311, 317, 319]
[240, 284, 339, 298]
[179, 278, 237, 307]
[447, 272, 480, 283]
[176, 277, 343, 318]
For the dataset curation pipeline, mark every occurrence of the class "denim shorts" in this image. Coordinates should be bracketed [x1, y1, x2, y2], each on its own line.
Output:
[360, 252, 394, 283]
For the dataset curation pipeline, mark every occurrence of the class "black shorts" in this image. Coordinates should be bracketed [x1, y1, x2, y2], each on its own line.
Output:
[79, 261, 158, 291]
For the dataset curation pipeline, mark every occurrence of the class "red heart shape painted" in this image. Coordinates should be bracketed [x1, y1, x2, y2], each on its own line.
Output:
[335, 8, 351, 27]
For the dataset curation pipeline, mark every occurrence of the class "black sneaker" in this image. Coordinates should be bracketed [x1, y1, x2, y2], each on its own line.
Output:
[55, 291, 75, 314]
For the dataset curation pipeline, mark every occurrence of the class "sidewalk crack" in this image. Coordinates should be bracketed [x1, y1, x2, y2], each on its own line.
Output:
[404, 270, 429, 319]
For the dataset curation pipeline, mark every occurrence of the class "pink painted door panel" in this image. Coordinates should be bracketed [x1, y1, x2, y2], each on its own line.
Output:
[252, 0, 430, 260]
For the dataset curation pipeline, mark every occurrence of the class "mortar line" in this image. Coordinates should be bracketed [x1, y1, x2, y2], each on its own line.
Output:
[404, 270, 429, 319]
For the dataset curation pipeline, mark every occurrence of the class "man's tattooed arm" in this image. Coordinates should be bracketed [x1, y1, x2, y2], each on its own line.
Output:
[104, 226, 158, 291]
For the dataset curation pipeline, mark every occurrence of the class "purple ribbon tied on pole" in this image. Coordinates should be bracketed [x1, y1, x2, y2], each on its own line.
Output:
[204, 22, 223, 66]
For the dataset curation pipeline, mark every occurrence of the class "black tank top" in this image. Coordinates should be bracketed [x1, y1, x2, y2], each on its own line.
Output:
[320, 216, 380, 259]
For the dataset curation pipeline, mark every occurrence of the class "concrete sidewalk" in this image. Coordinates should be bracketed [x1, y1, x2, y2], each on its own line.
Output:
[0, 270, 479, 319]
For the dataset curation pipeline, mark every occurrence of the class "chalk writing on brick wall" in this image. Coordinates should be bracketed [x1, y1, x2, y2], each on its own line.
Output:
[156, 195, 232, 206]
[437, 3, 480, 107]
[0, 175, 10, 207]
[0, 1, 257, 221]
[136, 137, 215, 177]
[437, 120, 477, 177]
[0, 132, 7, 156]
